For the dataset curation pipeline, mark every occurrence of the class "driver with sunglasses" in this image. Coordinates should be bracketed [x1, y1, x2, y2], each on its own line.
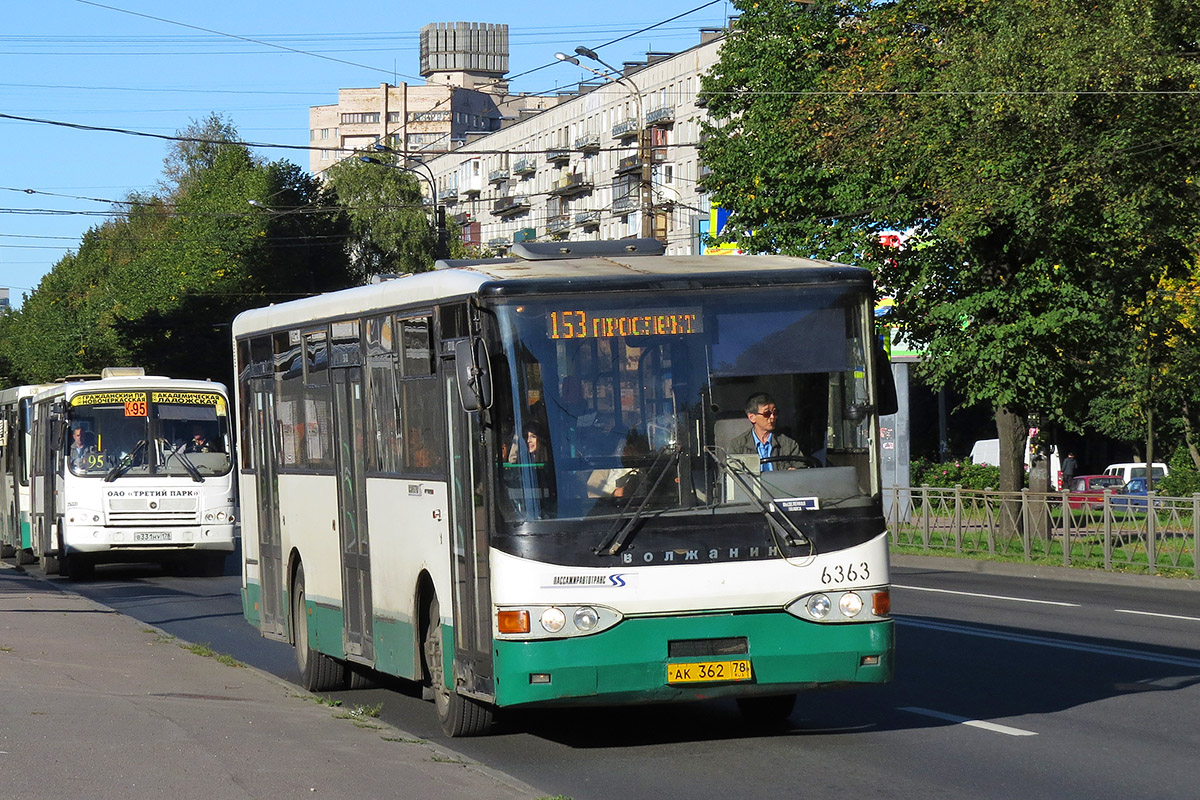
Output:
[729, 392, 804, 471]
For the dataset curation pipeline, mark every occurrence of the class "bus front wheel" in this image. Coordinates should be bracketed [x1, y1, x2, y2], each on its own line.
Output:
[64, 554, 94, 581]
[291, 562, 345, 692]
[422, 594, 494, 737]
[737, 694, 796, 728]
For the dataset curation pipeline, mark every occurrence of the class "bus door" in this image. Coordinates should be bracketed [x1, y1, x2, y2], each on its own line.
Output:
[444, 347, 494, 699]
[249, 379, 286, 638]
[29, 400, 64, 566]
[331, 355, 373, 661]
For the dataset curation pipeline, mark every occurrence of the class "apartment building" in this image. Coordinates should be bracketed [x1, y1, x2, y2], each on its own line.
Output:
[424, 30, 723, 256]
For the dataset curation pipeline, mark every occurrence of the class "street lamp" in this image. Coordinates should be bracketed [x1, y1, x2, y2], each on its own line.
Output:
[359, 151, 449, 260]
[555, 48, 654, 240]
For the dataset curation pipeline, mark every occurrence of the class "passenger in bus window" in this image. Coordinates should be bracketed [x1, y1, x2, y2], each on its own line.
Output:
[69, 426, 95, 470]
[730, 392, 804, 471]
[511, 420, 550, 466]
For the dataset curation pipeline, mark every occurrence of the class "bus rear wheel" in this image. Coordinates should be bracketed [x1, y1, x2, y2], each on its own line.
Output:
[422, 594, 494, 737]
[291, 562, 345, 692]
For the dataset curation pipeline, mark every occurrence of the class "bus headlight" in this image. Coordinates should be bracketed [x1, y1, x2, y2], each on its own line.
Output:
[839, 592, 863, 618]
[573, 606, 599, 631]
[807, 594, 832, 619]
[496, 604, 622, 640]
[540, 607, 566, 633]
[788, 588, 889, 623]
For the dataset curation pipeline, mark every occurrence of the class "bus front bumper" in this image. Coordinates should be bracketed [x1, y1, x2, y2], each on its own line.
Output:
[492, 610, 893, 709]
[61, 524, 236, 554]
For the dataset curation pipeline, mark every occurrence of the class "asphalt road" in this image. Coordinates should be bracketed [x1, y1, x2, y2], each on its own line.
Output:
[39, 557, 1200, 800]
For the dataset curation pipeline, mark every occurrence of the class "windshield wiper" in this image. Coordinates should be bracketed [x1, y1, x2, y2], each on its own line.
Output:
[104, 440, 146, 482]
[704, 446, 809, 549]
[165, 447, 205, 483]
[593, 445, 681, 557]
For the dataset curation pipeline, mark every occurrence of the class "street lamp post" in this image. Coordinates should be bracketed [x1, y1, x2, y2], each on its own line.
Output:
[555, 48, 654, 241]
[360, 147, 449, 260]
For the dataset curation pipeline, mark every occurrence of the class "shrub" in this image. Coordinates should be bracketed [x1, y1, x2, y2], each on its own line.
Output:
[910, 456, 1002, 490]
[1157, 446, 1200, 497]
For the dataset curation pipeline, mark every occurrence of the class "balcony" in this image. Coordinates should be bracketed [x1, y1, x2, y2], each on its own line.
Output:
[645, 105, 675, 127]
[549, 173, 594, 198]
[574, 209, 601, 228]
[574, 132, 601, 152]
[492, 194, 530, 217]
[617, 154, 643, 175]
[513, 156, 537, 175]
[612, 118, 639, 139]
[487, 236, 511, 248]
[612, 195, 638, 214]
[546, 148, 572, 164]
[547, 215, 572, 236]
[437, 187, 458, 203]
[488, 168, 510, 184]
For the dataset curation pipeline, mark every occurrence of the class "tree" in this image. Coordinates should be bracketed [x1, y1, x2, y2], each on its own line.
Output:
[700, 0, 1200, 496]
[0, 116, 356, 388]
[160, 113, 246, 195]
[324, 156, 439, 275]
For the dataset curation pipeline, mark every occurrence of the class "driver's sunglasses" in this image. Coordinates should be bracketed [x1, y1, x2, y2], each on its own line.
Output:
[755, 408, 778, 418]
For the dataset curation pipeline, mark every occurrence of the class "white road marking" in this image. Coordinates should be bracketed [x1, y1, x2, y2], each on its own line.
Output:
[1114, 609, 1200, 623]
[893, 584, 1081, 607]
[897, 617, 1200, 669]
[899, 707, 1037, 737]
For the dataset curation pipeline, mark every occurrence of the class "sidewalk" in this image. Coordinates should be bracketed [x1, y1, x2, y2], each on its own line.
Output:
[0, 562, 539, 800]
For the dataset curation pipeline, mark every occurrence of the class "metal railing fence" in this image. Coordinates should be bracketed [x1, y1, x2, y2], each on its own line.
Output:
[887, 485, 1200, 579]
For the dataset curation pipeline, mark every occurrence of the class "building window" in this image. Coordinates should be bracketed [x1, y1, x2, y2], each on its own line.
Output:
[340, 112, 381, 125]
[407, 132, 449, 150]
[407, 110, 451, 122]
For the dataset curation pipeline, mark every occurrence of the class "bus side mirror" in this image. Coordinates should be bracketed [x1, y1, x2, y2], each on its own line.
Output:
[454, 338, 493, 412]
[50, 422, 65, 451]
[874, 338, 898, 417]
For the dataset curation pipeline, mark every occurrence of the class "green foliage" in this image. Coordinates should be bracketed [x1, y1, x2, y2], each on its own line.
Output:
[0, 116, 357, 387]
[701, 0, 1200, 492]
[910, 456, 1004, 490]
[1158, 446, 1200, 497]
[324, 157, 438, 275]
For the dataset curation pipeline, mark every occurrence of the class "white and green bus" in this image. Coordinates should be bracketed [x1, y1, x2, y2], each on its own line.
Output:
[234, 239, 895, 736]
[0, 383, 54, 564]
[27, 369, 238, 580]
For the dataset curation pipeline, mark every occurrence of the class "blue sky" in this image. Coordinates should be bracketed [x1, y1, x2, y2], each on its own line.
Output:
[1, 0, 733, 306]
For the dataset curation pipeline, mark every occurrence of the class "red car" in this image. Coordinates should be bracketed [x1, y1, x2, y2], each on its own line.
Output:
[1066, 474, 1126, 510]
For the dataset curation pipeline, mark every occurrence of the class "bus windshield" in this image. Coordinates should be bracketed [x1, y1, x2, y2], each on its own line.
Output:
[65, 389, 232, 478]
[493, 284, 878, 522]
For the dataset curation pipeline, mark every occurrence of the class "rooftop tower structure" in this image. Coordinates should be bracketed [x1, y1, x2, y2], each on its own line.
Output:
[420, 22, 509, 95]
